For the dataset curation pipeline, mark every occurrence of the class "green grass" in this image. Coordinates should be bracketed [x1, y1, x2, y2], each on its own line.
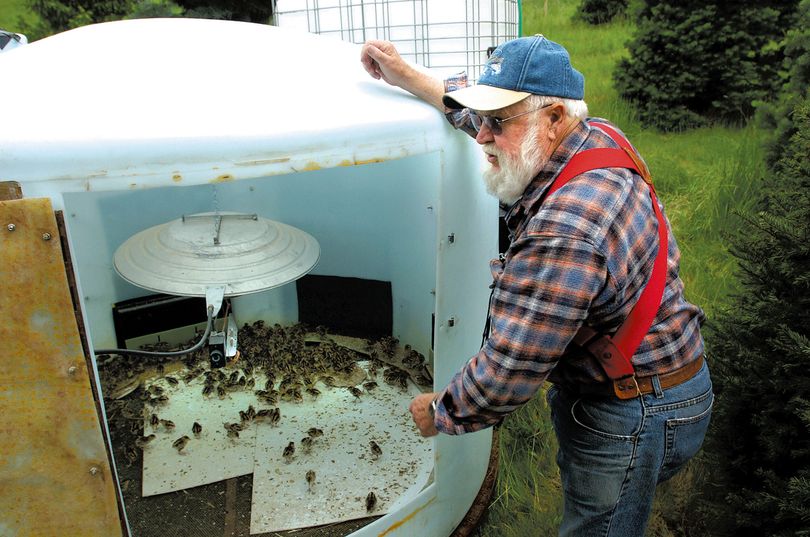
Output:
[0, 0, 38, 34]
[478, 1, 765, 535]
[480, 389, 563, 537]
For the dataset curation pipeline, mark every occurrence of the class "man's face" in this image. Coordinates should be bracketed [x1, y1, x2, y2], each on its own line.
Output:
[475, 102, 549, 204]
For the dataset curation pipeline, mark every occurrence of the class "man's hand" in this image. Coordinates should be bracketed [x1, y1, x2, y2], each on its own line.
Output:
[360, 39, 411, 87]
[409, 392, 439, 437]
[360, 40, 446, 111]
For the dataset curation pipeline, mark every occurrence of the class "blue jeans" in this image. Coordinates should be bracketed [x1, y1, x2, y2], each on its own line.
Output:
[547, 360, 713, 537]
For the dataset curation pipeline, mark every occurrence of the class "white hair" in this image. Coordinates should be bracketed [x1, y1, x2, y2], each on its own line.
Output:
[523, 94, 588, 120]
[479, 93, 588, 204]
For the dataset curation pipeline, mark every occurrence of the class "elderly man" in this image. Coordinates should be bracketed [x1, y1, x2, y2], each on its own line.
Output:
[361, 36, 713, 536]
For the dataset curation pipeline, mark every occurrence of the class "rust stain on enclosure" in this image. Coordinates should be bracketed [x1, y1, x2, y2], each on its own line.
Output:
[211, 174, 235, 183]
[337, 158, 389, 167]
[234, 157, 291, 166]
[354, 157, 387, 166]
[377, 496, 436, 536]
[0, 198, 122, 537]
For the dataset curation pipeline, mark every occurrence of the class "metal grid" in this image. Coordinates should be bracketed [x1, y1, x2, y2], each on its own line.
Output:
[273, 0, 520, 81]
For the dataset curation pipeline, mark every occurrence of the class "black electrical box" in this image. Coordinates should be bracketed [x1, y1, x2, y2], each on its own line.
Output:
[111, 293, 209, 349]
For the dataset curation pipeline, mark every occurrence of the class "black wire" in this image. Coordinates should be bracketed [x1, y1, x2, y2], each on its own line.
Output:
[93, 306, 215, 357]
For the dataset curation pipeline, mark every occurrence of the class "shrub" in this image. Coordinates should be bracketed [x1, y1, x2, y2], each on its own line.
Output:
[577, 0, 628, 25]
[614, 0, 799, 131]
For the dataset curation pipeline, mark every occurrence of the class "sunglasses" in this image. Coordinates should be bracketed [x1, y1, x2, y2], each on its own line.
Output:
[469, 103, 554, 135]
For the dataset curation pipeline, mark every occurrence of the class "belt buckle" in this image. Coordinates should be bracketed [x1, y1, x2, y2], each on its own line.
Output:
[613, 376, 641, 399]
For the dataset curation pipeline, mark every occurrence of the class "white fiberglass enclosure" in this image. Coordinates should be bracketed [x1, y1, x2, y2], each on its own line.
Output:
[0, 18, 497, 537]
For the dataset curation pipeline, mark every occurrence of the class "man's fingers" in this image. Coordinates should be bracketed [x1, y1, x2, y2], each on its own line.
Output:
[360, 44, 385, 79]
[364, 39, 391, 54]
[408, 393, 439, 437]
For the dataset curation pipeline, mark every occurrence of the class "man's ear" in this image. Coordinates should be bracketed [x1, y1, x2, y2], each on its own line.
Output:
[548, 103, 565, 126]
[545, 102, 569, 140]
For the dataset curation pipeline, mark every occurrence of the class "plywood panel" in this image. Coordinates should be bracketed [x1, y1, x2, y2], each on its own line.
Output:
[0, 198, 122, 537]
[0, 181, 22, 201]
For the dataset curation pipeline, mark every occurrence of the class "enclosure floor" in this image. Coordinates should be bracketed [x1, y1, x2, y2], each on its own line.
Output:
[111, 387, 395, 537]
[103, 329, 432, 537]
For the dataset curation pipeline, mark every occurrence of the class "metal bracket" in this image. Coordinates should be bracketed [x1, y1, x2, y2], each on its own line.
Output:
[205, 285, 226, 318]
[224, 313, 238, 358]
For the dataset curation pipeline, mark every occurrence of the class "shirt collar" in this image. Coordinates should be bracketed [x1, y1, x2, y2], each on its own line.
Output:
[503, 119, 592, 237]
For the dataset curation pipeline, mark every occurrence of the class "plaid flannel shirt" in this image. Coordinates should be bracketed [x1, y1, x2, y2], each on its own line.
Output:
[434, 75, 706, 434]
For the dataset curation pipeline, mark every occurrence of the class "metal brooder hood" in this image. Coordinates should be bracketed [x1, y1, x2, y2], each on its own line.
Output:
[112, 211, 320, 297]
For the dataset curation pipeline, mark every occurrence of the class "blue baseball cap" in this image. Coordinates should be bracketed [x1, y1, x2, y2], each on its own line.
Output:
[443, 35, 585, 111]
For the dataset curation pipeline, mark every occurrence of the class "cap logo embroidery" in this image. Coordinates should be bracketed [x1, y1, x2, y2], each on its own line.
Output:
[484, 56, 503, 76]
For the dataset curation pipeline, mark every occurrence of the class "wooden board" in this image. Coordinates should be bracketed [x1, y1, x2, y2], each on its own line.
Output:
[0, 181, 22, 201]
[0, 198, 122, 537]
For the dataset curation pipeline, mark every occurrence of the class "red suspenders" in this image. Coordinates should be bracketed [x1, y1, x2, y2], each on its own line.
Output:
[548, 121, 669, 398]
[483, 121, 668, 398]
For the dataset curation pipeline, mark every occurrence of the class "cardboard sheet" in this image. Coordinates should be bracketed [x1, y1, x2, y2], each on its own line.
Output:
[141, 375, 259, 496]
[250, 361, 433, 534]
[139, 361, 433, 535]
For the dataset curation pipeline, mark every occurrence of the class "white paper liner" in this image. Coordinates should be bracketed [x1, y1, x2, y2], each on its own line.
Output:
[141, 375, 259, 496]
[138, 362, 433, 535]
[249, 364, 432, 533]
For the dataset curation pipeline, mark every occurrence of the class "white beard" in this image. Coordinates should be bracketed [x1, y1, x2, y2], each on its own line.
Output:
[481, 122, 546, 205]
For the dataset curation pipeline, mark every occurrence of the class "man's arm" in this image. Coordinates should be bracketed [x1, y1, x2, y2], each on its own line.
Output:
[434, 234, 610, 434]
[360, 40, 446, 111]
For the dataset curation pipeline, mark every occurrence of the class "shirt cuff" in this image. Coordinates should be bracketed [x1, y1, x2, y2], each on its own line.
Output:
[444, 71, 469, 93]
[432, 388, 497, 435]
[441, 71, 478, 136]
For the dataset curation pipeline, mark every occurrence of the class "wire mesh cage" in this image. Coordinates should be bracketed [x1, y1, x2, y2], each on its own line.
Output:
[272, 0, 520, 81]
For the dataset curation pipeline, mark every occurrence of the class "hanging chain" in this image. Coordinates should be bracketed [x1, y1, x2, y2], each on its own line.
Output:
[212, 185, 220, 242]
[212, 184, 220, 214]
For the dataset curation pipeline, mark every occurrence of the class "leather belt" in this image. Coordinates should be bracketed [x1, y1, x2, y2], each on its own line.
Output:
[579, 354, 705, 398]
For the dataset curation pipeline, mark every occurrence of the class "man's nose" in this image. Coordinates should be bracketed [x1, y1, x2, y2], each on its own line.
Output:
[475, 122, 494, 144]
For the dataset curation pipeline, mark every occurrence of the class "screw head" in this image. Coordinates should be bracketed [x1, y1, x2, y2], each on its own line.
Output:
[42, 232, 52, 241]
[6, 224, 15, 231]
[67, 365, 78, 376]
[89, 466, 100, 476]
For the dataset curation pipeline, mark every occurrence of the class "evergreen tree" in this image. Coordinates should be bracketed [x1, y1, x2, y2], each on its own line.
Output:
[702, 83, 810, 537]
[614, 0, 799, 131]
[21, 0, 273, 40]
[126, 0, 184, 19]
[759, 0, 810, 169]
[698, 11, 810, 534]
[174, 0, 272, 23]
[577, 0, 628, 25]
[23, 0, 135, 39]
